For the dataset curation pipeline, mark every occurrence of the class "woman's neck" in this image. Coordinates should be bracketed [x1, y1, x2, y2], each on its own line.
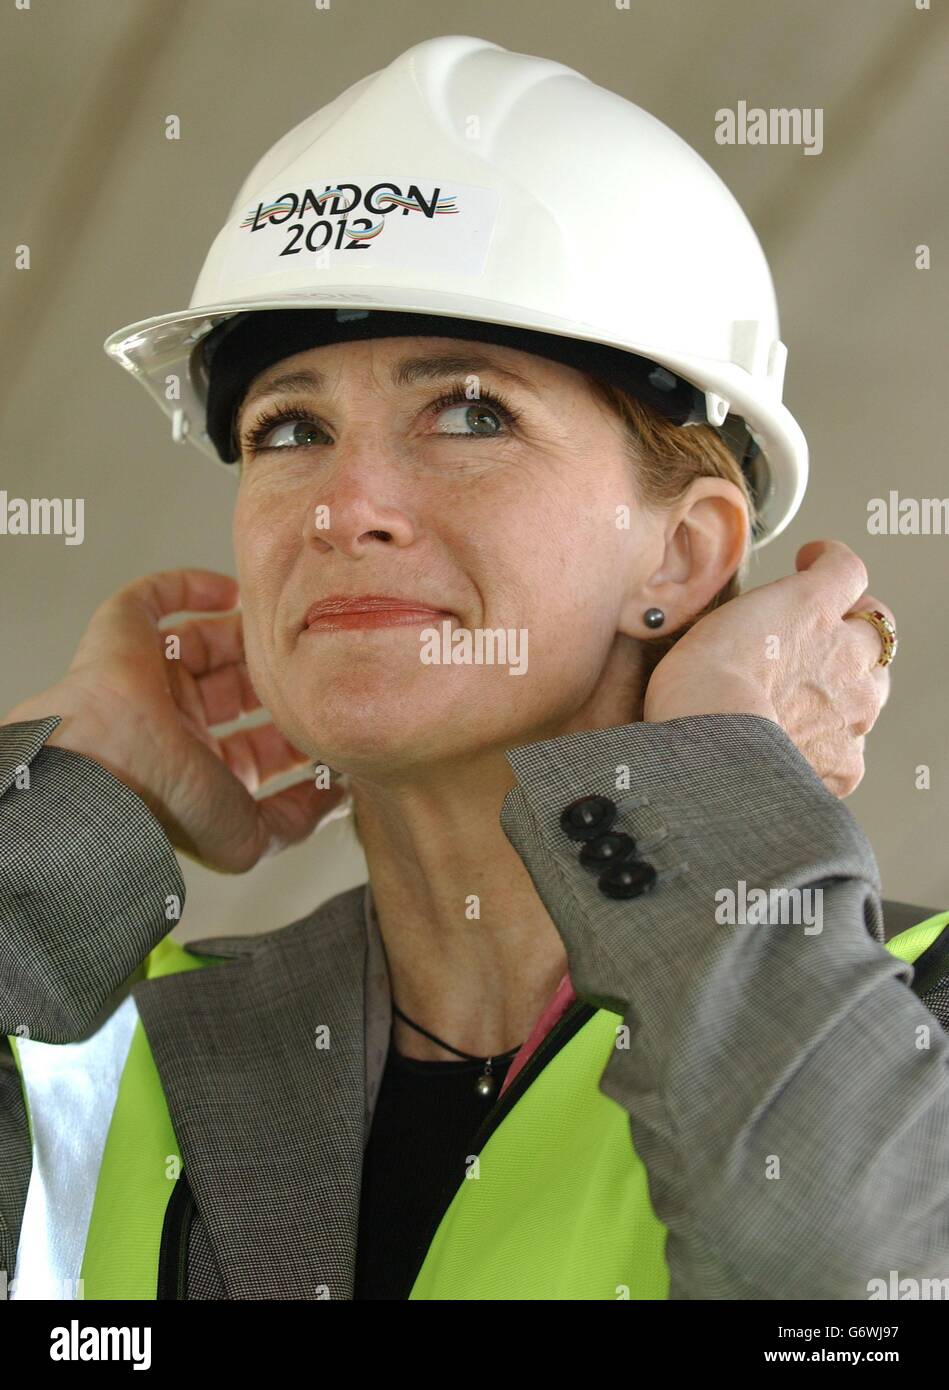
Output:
[351, 753, 569, 1062]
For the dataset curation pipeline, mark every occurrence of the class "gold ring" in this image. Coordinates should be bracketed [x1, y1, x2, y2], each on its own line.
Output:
[846, 609, 898, 668]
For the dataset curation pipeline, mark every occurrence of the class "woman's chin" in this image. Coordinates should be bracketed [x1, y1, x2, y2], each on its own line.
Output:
[285, 690, 457, 767]
[281, 681, 533, 778]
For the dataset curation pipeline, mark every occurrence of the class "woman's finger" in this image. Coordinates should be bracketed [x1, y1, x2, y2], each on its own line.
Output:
[194, 660, 262, 727]
[168, 610, 246, 679]
[847, 679, 884, 738]
[73, 569, 240, 676]
[217, 719, 318, 793]
[812, 732, 866, 799]
[254, 777, 348, 860]
[795, 539, 870, 616]
[123, 568, 240, 627]
[842, 592, 897, 675]
[844, 590, 896, 631]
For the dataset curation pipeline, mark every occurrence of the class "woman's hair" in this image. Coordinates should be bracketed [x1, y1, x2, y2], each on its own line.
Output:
[332, 376, 758, 848]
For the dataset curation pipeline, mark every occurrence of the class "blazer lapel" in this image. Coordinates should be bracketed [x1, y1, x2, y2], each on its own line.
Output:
[133, 884, 375, 1300]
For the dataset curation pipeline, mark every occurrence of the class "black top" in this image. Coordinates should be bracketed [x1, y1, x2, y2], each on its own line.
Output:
[353, 1041, 516, 1300]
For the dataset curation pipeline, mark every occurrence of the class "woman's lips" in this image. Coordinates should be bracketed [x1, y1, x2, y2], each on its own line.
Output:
[305, 608, 452, 631]
[302, 596, 454, 632]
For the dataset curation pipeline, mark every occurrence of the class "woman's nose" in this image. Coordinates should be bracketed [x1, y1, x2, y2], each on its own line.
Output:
[301, 451, 418, 556]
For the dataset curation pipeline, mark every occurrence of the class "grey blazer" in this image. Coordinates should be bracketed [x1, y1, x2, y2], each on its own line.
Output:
[1, 712, 948, 1300]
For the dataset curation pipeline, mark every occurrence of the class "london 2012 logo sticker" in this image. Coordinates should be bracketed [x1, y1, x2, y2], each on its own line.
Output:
[231, 175, 499, 279]
[240, 182, 458, 254]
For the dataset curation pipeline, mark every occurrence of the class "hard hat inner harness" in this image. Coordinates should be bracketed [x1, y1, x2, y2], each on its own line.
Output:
[200, 308, 762, 523]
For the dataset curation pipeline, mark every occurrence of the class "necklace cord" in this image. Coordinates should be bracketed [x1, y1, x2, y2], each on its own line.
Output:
[392, 1002, 523, 1064]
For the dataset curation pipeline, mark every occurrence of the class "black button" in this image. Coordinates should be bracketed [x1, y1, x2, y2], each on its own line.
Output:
[597, 860, 658, 899]
[579, 831, 637, 871]
[559, 795, 616, 841]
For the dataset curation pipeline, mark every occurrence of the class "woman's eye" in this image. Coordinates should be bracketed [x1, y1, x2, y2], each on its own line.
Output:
[255, 418, 332, 450]
[433, 402, 505, 436]
[243, 390, 516, 455]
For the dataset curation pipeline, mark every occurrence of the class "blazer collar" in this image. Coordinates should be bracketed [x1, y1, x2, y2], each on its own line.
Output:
[132, 881, 390, 1300]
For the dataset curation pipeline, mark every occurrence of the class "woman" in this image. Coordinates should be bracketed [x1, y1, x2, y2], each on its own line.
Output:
[3, 36, 948, 1302]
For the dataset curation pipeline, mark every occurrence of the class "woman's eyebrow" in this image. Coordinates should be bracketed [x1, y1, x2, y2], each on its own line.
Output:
[240, 352, 543, 417]
[391, 353, 542, 398]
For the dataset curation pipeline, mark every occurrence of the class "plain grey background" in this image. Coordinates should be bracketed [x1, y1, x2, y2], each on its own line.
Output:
[1, 0, 947, 941]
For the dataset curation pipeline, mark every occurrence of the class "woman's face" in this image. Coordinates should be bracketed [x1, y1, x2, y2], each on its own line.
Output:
[231, 335, 663, 777]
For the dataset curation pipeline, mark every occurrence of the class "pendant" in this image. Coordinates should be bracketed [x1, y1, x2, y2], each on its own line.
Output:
[475, 1064, 495, 1098]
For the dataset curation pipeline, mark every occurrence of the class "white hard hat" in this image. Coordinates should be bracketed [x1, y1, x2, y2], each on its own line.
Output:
[103, 33, 807, 548]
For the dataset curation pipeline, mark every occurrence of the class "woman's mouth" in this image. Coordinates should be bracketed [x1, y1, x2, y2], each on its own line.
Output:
[302, 595, 455, 633]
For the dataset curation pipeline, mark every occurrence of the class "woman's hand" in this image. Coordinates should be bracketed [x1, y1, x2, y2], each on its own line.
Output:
[642, 539, 895, 798]
[3, 569, 344, 871]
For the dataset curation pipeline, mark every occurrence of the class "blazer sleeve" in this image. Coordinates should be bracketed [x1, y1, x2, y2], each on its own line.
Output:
[0, 715, 186, 1044]
[498, 711, 949, 1300]
[0, 714, 186, 1280]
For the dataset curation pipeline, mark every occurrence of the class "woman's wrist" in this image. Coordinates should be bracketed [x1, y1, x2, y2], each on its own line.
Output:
[643, 677, 777, 725]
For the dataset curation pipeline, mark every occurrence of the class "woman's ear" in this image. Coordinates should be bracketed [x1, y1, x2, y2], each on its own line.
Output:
[617, 477, 750, 639]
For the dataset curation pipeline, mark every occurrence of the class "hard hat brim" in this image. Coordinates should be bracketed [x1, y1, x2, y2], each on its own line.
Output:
[104, 286, 807, 549]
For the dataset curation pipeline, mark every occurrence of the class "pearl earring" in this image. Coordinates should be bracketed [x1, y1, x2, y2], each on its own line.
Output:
[643, 607, 665, 630]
